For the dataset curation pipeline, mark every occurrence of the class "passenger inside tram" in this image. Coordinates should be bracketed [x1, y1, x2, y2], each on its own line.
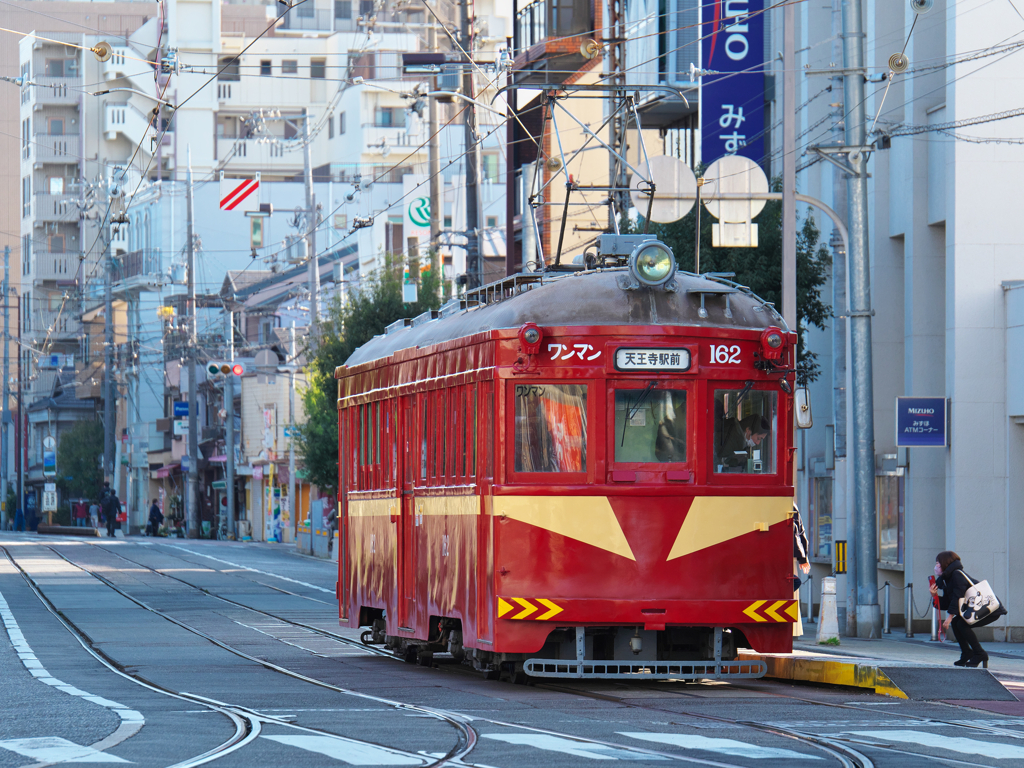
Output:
[614, 388, 687, 463]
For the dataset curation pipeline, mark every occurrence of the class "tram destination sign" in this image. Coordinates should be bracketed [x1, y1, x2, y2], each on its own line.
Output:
[896, 396, 947, 447]
[615, 348, 691, 372]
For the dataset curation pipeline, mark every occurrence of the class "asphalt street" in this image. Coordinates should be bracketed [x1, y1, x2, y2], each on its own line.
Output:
[2, 534, 1024, 768]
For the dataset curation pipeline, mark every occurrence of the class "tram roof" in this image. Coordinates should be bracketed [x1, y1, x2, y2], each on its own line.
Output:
[340, 269, 788, 371]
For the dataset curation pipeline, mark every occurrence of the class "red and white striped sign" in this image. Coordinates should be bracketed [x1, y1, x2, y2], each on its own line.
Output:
[219, 172, 260, 212]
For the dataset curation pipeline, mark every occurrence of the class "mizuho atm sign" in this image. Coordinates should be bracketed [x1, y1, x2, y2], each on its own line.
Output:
[895, 397, 948, 448]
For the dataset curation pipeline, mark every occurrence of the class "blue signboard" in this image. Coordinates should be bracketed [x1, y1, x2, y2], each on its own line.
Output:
[700, 0, 766, 165]
[181, 455, 190, 472]
[173, 401, 189, 417]
[42, 450, 56, 477]
[896, 397, 947, 447]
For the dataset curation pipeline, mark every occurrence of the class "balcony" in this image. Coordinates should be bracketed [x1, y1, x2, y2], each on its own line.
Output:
[103, 47, 131, 81]
[215, 137, 303, 173]
[514, 0, 594, 84]
[37, 307, 77, 340]
[33, 194, 78, 223]
[362, 124, 425, 156]
[277, 8, 377, 33]
[115, 249, 165, 292]
[33, 252, 77, 283]
[32, 134, 80, 164]
[31, 77, 81, 106]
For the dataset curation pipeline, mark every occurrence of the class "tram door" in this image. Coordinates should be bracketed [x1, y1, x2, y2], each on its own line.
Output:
[397, 395, 417, 628]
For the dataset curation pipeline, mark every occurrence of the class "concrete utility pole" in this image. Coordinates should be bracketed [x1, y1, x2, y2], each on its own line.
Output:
[186, 148, 199, 539]
[1, 245, 8, 530]
[225, 311, 236, 540]
[103, 209, 115, 485]
[461, 3, 482, 288]
[830, 0, 854, 638]
[781, 1, 797, 329]
[302, 111, 320, 336]
[288, 323, 297, 550]
[842, 0, 880, 638]
[428, 22, 442, 252]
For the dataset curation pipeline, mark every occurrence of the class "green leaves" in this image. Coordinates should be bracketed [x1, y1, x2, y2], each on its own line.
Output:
[56, 420, 104, 499]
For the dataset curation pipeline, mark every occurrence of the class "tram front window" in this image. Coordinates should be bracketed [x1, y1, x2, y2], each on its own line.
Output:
[714, 389, 777, 474]
[514, 384, 587, 472]
[614, 388, 687, 463]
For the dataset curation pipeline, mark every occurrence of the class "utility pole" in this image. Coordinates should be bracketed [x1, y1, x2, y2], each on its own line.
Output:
[830, 0, 854, 638]
[1, 245, 8, 530]
[607, 0, 627, 228]
[288, 323, 297, 552]
[841, 0, 880, 638]
[428, 22, 442, 253]
[461, 2, 482, 288]
[781, 1, 797, 328]
[103, 208, 115, 486]
[302, 111, 320, 337]
[186, 147, 199, 539]
[16, 297, 22, 527]
[225, 311, 236, 540]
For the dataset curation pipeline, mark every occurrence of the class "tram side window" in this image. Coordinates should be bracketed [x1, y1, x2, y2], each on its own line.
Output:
[713, 389, 778, 474]
[420, 393, 428, 481]
[614, 388, 687, 463]
[514, 384, 587, 473]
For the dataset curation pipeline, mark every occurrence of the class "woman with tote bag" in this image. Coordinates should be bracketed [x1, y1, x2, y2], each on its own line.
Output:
[929, 551, 1007, 668]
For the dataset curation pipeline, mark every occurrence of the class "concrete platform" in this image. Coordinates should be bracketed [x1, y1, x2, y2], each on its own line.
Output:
[36, 525, 101, 537]
[738, 649, 1016, 700]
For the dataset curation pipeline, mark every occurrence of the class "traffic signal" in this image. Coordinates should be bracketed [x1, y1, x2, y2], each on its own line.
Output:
[206, 361, 249, 376]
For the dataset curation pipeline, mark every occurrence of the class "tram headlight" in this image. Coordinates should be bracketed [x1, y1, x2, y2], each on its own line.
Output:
[760, 326, 786, 361]
[518, 322, 543, 354]
[628, 240, 676, 288]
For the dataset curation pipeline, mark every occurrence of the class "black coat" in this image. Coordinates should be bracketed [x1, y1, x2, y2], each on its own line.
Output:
[937, 559, 973, 616]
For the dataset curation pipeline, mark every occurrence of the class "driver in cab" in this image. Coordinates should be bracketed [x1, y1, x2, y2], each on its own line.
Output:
[718, 415, 770, 471]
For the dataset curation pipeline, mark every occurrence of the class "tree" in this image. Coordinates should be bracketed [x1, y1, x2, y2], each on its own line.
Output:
[649, 184, 832, 384]
[295, 255, 443, 496]
[56, 420, 104, 499]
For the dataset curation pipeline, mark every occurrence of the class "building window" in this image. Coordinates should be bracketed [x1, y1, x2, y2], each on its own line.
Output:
[23, 291, 30, 332]
[328, 114, 334, 138]
[810, 476, 833, 560]
[218, 56, 241, 81]
[49, 177, 65, 195]
[486, 216, 498, 229]
[48, 117, 64, 135]
[22, 234, 31, 276]
[22, 176, 30, 218]
[877, 473, 905, 565]
[282, 59, 298, 74]
[44, 58, 78, 77]
[260, 59, 272, 76]
[359, 0, 374, 14]
[375, 107, 405, 127]
[338, 112, 346, 134]
[713, 389, 777, 474]
[514, 383, 588, 473]
[49, 234, 65, 253]
[614, 388, 686, 463]
[297, 1, 314, 16]
[310, 58, 326, 78]
[483, 153, 499, 182]
[335, 0, 352, 17]
[443, 215, 452, 228]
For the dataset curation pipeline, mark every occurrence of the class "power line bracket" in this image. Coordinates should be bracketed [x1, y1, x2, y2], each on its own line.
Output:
[808, 145, 874, 178]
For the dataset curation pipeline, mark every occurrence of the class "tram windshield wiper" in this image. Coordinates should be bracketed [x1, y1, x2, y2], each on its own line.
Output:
[621, 380, 657, 446]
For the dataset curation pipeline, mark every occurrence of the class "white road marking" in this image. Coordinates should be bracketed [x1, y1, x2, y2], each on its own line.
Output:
[261, 734, 426, 765]
[481, 734, 665, 760]
[620, 732, 823, 759]
[848, 730, 1024, 760]
[0, 583, 145, 753]
[0, 736, 132, 763]
[157, 544, 335, 593]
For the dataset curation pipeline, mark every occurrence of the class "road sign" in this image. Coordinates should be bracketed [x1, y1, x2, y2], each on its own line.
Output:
[251, 216, 263, 249]
[42, 490, 57, 512]
[219, 172, 260, 212]
[173, 401, 188, 417]
[42, 435, 56, 478]
[181, 455, 189, 472]
[628, 156, 697, 223]
[702, 155, 769, 248]
[896, 396, 947, 447]
[44, 482, 55, 493]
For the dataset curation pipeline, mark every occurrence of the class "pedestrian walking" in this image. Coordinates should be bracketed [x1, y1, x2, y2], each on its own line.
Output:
[88, 500, 100, 529]
[13, 506, 24, 532]
[929, 550, 1007, 668]
[792, 503, 810, 637]
[101, 491, 122, 538]
[73, 501, 88, 527]
[148, 499, 164, 536]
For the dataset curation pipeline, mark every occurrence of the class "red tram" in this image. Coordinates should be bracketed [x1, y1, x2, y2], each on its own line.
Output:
[335, 239, 799, 680]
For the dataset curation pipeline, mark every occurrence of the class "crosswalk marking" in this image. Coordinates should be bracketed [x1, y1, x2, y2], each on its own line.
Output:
[848, 730, 1024, 760]
[481, 734, 664, 761]
[261, 735, 425, 765]
[620, 732, 823, 759]
[0, 737, 131, 763]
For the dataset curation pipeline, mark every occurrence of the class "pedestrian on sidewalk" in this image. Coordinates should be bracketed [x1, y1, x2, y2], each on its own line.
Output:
[102, 491, 122, 538]
[13, 506, 24, 532]
[148, 499, 164, 536]
[88, 500, 100, 529]
[73, 501, 88, 527]
[792, 504, 811, 637]
[929, 551, 1005, 668]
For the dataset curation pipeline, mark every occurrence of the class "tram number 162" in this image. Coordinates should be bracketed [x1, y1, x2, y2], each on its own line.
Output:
[710, 344, 742, 364]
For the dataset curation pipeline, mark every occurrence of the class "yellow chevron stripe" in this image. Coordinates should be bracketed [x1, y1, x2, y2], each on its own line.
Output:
[536, 598, 563, 621]
[785, 601, 801, 621]
[764, 600, 788, 622]
[512, 598, 538, 620]
[497, 597, 514, 618]
[743, 600, 767, 622]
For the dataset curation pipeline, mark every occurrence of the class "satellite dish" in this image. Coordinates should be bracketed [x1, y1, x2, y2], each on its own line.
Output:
[628, 155, 697, 223]
[701, 155, 770, 223]
[92, 41, 113, 62]
[910, 0, 933, 13]
[579, 39, 602, 60]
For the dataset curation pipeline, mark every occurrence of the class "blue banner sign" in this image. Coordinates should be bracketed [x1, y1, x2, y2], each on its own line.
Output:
[896, 397, 947, 447]
[700, 0, 765, 165]
[173, 401, 189, 417]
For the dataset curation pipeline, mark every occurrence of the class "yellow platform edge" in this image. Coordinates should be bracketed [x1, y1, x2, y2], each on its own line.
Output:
[738, 650, 908, 699]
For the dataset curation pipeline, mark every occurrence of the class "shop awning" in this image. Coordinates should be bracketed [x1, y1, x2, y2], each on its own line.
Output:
[209, 455, 227, 463]
[153, 463, 180, 478]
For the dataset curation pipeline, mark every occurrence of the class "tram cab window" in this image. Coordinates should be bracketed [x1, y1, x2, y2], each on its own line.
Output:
[714, 389, 777, 474]
[514, 384, 587, 472]
[614, 387, 687, 463]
